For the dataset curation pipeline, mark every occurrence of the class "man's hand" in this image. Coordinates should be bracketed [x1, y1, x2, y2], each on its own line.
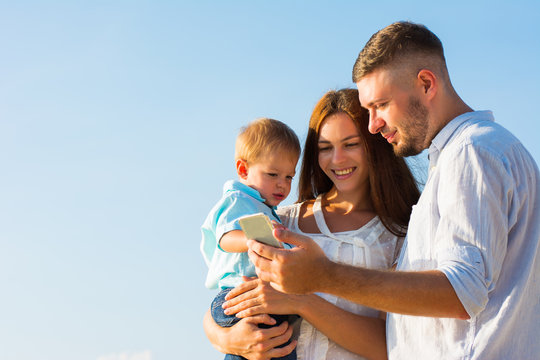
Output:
[247, 228, 332, 294]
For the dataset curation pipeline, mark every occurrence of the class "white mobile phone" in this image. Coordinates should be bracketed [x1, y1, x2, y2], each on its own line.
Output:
[238, 213, 283, 248]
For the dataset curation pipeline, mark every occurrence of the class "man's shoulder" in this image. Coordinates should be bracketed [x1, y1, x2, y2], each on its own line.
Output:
[440, 116, 539, 180]
[450, 117, 520, 156]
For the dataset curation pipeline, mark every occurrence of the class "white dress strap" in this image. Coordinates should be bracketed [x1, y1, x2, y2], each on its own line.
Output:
[312, 194, 376, 268]
[312, 194, 339, 240]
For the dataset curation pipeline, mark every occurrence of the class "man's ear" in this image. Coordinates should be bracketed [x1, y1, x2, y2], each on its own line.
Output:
[417, 69, 437, 100]
[236, 159, 249, 180]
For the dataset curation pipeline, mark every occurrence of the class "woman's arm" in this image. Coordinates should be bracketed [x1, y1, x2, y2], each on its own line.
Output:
[203, 309, 296, 360]
[295, 294, 387, 360]
[224, 279, 387, 360]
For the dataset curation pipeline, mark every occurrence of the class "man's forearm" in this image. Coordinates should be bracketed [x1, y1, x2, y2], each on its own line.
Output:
[319, 262, 470, 319]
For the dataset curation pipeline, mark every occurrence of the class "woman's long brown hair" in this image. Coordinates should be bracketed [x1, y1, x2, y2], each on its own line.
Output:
[297, 88, 420, 237]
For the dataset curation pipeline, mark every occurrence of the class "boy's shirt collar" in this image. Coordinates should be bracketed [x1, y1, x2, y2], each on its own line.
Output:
[224, 179, 281, 221]
[224, 179, 263, 200]
[224, 179, 278, 209]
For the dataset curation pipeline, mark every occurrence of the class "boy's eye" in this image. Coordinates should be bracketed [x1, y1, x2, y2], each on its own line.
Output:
[286, 175, 294, 180]
[267, 173, 277, 177]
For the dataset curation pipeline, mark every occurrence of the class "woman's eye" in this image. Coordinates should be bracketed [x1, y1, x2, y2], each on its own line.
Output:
[346, 142, 360, 148]
[318, 147, 331, 152]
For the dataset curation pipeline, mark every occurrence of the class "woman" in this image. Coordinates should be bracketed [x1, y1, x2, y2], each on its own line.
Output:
[204, 89, 420, 359]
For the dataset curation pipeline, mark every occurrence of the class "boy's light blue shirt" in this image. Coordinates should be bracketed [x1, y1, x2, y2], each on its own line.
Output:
[201, 179, 281, 289]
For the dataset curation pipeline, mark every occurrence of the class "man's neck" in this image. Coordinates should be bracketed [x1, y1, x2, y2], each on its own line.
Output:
[429, 94, 473, 146]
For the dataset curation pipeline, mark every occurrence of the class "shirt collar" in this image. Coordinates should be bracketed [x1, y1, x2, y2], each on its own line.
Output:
[223, 179, 278, 212]
[428, 110, 494, 168]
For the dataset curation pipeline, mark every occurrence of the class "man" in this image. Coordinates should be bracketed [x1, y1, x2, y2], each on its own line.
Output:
[248, 21, 540, 359]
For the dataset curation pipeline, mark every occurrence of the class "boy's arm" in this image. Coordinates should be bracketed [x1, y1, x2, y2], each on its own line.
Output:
[220, 230, 249, 253]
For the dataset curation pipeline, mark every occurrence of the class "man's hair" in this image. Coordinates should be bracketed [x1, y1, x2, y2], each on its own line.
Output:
[352, 21, 446, 82]
[235, 118, 300, 163]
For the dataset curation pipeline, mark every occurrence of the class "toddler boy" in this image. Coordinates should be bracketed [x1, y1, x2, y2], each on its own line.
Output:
[201, 118, 300, 360]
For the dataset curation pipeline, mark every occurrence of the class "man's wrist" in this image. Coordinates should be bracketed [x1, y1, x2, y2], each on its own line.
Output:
[316, 257, 338, 293]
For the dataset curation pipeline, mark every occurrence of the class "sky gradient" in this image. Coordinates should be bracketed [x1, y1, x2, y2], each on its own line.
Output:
[1, 1, 539, 359]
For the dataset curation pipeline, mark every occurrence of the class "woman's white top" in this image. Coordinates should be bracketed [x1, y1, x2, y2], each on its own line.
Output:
[277, 195, 403, 360]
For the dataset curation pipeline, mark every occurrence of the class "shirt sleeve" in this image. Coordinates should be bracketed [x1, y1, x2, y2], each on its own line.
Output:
[214, 192, 261, 248]
[435, 143, 512, 318]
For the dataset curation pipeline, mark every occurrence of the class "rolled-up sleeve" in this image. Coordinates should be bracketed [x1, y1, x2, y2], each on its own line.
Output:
[438, 246, 488, 317]
[434, 143, 512, 318]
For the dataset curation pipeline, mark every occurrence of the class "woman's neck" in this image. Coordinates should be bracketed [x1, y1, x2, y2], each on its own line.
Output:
[323, 186, 373, 215]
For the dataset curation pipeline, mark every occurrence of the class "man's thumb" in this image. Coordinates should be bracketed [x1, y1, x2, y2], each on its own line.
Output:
[274, 228, 309, 248]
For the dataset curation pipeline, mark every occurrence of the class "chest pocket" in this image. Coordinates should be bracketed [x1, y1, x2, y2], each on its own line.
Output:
[402, 197, 437, 271]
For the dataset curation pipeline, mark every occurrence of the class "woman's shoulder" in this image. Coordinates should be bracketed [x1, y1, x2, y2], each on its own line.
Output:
[277, 199, 314, 216]
[278, 200, 320, 233]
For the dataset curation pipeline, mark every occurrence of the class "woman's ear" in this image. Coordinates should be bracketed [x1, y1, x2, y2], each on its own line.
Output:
[236, 159, 249, 180]
[417, 69, 437, 100]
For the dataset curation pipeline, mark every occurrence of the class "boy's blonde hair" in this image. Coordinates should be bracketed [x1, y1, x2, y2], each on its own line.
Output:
[235, 118, 301, 164]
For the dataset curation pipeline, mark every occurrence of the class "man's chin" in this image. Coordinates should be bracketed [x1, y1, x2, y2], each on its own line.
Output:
[393, 143, 422, 157]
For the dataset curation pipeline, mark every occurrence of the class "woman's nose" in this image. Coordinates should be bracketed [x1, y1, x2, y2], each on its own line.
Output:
[332, 147, 346, 163]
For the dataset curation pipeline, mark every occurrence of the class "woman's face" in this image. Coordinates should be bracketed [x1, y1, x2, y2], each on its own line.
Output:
[317, 112, 370, 194]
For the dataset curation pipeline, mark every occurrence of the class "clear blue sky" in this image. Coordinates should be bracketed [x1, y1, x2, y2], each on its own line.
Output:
[1, 1, 539, 359]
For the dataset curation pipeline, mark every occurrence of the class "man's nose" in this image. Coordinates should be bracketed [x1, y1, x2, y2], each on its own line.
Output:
[368, 110, 384, 134]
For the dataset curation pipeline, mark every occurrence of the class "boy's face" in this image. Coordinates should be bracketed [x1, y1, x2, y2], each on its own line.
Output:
[241, 150, 298, 207]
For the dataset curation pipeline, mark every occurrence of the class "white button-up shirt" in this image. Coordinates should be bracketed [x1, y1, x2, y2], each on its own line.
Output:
[387, 111, 540, 359]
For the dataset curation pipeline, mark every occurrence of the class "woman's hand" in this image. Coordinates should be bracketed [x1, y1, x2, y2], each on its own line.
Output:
[203, 310, 296, 360]
[223, 277, 302, 318]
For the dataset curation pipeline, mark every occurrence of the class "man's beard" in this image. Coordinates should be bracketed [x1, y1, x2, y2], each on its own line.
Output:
[393, 97, 429, 157]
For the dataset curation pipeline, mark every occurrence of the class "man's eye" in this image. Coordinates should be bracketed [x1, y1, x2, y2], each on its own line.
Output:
[375, 102, 387, 110]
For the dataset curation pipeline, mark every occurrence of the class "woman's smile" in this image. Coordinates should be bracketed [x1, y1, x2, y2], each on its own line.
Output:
[332, 167, 356, 178]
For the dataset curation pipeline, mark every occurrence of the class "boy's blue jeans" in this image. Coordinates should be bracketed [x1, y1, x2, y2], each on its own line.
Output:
[211, 287, 297, 360]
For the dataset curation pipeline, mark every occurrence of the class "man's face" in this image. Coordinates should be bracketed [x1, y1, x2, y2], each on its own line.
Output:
[356, 68, 430, 157]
